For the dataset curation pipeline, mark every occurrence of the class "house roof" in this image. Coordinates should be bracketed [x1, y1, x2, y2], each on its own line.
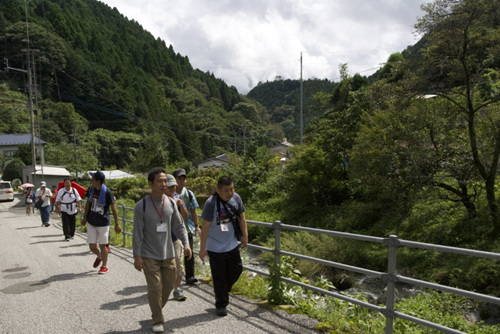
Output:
[24, 165, 71, 176]
[87, 170, 134, 180]
[199, 154, 229, 164]
[0, 134, 46, 146]
[270, 140, 294, 150]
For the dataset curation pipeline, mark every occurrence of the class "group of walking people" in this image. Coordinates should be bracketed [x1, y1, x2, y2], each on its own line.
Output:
[23, 167, 248, 333]
[132, 167, 248, 333]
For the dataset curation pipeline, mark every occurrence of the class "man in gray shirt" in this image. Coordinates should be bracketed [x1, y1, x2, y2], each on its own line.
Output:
[133, 167, 192, 333]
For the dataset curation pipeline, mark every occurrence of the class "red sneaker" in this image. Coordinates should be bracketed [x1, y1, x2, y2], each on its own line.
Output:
[98, 266, 108, 274]
[93, 257, 102, 268]
[106, 245, 110, 253]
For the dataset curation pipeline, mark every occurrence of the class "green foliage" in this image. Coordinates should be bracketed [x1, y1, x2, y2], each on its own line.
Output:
[0, 0, 276, 164]
[129, 133, 169, 172]
[0, 83, 30, 134]
[105, 175, 148, 202]
[11, 178, 21, 188]
[184, 167, 222, 196]
[232, 271, 269, 300]
[2, 159, 25, 181]
[247, 78, 336, 141]
[15, 144, 35, 166]
[267, 255, 304, 305]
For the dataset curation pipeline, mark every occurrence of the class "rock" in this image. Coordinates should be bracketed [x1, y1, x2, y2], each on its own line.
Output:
[463, 309, 480, 325]
[479, 299, 500, 319]
[377, 287, 401, 305]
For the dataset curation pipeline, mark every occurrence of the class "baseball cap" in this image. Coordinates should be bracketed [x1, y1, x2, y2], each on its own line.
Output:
[90, 171, 106, 182]
[40, 181, 46, 187]
[167, 174, 178, 187]
[173, 168, 187, 178]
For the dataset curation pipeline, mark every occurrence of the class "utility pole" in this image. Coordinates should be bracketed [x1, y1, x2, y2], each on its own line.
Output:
[71, 130, 78, 180]
[300, 52, 303, 145]
[31, 50, 44, 180]
[23, 48, 40, 185]
[243, 119, 246, 154]
[5, 51, 39, 185]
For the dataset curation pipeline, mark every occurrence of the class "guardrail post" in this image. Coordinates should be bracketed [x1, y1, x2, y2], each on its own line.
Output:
[273, 220, 282, 289]
[122, 205, 127, 247]
[384, 235, 399, 334]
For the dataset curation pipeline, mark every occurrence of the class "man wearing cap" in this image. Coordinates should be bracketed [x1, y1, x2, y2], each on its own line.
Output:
[173, 168, 201, 285]
[36, 181, 53, 227]
[81, 171, 121, 274]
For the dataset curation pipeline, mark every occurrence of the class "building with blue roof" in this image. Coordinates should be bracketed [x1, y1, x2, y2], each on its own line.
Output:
[0, 134, 46, 171]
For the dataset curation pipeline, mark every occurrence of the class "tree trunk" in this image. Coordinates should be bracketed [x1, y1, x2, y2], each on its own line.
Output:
[459, 184, 477, 219]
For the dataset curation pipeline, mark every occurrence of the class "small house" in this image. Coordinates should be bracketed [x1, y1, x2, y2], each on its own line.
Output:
[0, 134, 46, 171]
[22, 165, 71, 189]
[197, 154, 229, 170]
[269, 138, 294, 156]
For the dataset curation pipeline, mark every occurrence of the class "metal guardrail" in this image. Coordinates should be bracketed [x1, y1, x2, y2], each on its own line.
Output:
[79, 201, 500, 334]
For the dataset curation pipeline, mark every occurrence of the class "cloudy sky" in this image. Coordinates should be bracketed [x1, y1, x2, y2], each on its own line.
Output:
[100, 0, 428, 94]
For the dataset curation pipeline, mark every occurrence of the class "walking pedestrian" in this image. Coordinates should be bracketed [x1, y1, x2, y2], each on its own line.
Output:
[198, 175, 248, 316]
[23, 187, 35, 216]
[133, 167, 192, 333]
[165, 174, 189, 301]
[36, 181, 53, 227]
[173, 168, 201, 285]
[50, 185, 58, 213]
[55, 178, 82, 241]
[81, 171, 121, 274]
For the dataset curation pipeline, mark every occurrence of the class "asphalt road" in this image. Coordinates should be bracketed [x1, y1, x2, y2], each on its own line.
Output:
[0, 194, 320, 334]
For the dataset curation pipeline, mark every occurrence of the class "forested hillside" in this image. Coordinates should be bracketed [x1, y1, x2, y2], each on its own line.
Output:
[0, 0, 279, 169]
[218, 0, 500, 299]
[247, 78, 336, 142]
[3, 0, 500, 320]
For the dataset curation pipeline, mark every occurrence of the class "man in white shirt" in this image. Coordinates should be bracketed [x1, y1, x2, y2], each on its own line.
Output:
[56, 178, 83, 241]
[36, 181, 53, 227]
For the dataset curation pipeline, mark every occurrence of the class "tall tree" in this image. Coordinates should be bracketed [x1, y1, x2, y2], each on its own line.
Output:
[416, 0, 500, 234]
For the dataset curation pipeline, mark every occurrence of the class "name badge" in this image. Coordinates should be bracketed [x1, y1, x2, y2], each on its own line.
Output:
[220, 223, 229, 232]
[157, 222, 168, 232]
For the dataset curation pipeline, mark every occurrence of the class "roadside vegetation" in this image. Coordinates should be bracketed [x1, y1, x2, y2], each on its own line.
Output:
[3, 0, 500, 332]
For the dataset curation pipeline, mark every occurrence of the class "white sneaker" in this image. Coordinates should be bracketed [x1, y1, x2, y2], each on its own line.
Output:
[152, 324, 164, 333]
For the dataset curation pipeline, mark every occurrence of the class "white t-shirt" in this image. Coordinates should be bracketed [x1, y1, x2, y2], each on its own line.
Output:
[55, 187, 82, 214]
[35, 188, 53, 207]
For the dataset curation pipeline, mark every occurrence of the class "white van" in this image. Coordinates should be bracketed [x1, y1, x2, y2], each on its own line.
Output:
[0, 181, 14, 201]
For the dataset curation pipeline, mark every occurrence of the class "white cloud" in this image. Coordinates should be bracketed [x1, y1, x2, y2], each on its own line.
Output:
[100, 0, 427, 94]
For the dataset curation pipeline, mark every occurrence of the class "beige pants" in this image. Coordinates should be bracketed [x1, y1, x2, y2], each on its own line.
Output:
[173, 239, 185, 279]
[142, 257, 176, 325]
[25, 204, 31, 215]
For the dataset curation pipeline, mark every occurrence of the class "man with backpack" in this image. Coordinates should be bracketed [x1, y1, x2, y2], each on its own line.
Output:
[56, 178, 82, 241]
[35, 181, 53, 227]
[199, 175, 248, 317]
[81, 171, 121, 274]
[173, 168, 201, 285]
[133, 167, 192, 333]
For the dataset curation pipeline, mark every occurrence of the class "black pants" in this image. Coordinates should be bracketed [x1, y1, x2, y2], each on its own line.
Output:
[61, 212, 76, 238]
[184, 233, 195, 279]
[208, 246, 242, 309]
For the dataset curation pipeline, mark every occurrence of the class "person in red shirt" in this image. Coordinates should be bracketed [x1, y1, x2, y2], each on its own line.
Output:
[50, 185, 58, 213]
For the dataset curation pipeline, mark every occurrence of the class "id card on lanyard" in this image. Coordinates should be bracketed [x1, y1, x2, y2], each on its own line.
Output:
[150, 194, 167, 233]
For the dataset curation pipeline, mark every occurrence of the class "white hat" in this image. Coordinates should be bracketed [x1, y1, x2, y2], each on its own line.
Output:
[40, 181, 46, 187]
[166, 174, 177, 187]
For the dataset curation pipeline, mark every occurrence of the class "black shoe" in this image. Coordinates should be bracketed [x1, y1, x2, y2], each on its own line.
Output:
[186, 277, 198, 285]
[45, 223, 50, 227]
[215, 307, 227, 317]
[65, 237, 70, 241]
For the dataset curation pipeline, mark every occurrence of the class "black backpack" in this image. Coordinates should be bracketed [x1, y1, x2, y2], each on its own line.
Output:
[60, 188, 77, 211]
